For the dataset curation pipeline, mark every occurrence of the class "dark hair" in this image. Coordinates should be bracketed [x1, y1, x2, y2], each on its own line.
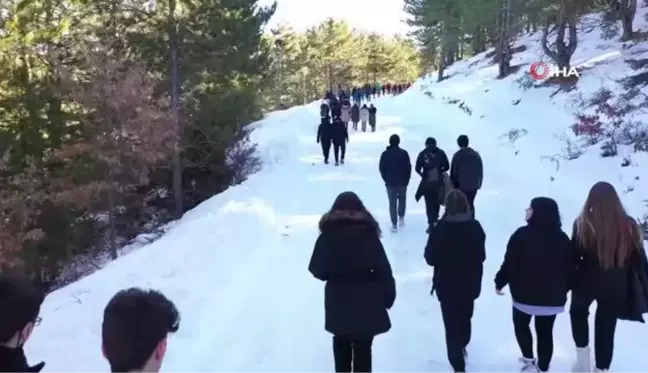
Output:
[0, 272, 44, 343]
[457, 135, 469, 148]
[444, 189, 471, 216]
[528, 197, 561, 230]
[102, 288, 180, 372]
[389, 134, 400, 146]
[425, 137, 436, 146]
[324, 191, 381, 236]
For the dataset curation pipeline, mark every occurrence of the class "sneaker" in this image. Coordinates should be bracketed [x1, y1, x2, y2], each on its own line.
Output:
[572, 347, 591, 372]
[390, 225, 397, 233]
[398, 217, 405, 227]
[519, 357, 538, 372]
[340, 159, 345, 164]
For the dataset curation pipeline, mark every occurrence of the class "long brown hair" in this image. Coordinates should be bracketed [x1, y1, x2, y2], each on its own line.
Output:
[575, 181, 641, 269]
[320, 191, 381, 236]
[444, 189, 471, 216]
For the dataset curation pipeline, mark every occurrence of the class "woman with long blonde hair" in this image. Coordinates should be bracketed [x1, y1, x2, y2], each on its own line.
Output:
[570, 181, 645, 372]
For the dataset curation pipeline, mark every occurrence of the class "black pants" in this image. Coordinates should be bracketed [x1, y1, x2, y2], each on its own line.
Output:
[333, 142, 346, 163]
[333, 335, 373, 372]
[321, 141, 331, 162]
[461, 189, 477, 216]
[440, 300, 474, 372]
[570, 292, 618, 370]
[423, 189, 440, 226]
[512, 307, 556, 372]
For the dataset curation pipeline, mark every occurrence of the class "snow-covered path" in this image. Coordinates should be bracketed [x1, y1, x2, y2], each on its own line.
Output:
[27, 85, 648, 371]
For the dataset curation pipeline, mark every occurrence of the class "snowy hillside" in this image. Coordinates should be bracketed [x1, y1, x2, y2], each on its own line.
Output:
[26, 10, 648, 373]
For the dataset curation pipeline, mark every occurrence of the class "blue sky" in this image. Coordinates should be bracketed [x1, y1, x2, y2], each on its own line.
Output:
[258, 0, 411, 36]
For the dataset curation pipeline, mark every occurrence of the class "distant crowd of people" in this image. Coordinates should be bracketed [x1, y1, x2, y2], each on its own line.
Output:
[317, 90, 378, 165]
[309, 133, 648, 373]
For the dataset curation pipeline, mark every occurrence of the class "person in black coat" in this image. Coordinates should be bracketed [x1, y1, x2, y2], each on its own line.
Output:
[494, 197, 575, 373]
[0, 273, 45, 372]
[317, 117, 333, 164]
[379, 134, 411, 232]
[425, 189, 485, 373]
[569, 181, 647, 372]
[450, 135, 483, 215]
[331, 115, 348, 166]
[351, 103, 360, 131]
[415, 137, 449, 232]
[368, 104, 377, 132]
[309, 191, 396, 373]
[330, 96, 342, 118]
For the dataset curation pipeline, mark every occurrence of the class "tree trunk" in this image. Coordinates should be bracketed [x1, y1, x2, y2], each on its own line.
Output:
[107, 182, 118, 260]
[620, 0, 637, 41]
[497, 0, 511, 77]
[168, 0, 183, 218]
[541, 12, 578, 70]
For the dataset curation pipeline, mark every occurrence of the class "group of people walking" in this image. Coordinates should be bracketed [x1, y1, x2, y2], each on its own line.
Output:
[318, 92, 378, 165]
[309, 133, 648, 372]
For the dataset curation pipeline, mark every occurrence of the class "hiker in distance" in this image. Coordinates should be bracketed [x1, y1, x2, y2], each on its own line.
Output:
[450, 135, 483, 216]
[309, 191, 396, 373]
[415, 137, 450, 233]
[331, 115, 349, 166]
[379, 134, 412, 232]
[317, 116, 333, 164]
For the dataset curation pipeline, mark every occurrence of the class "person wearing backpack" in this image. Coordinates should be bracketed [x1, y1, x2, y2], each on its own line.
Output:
[415, 137, 450, 233]
[450, 135, 483, 216]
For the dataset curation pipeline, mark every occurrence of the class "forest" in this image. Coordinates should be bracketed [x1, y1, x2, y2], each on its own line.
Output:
[0, 0, 422, 289]
[404, 0, 638, 81]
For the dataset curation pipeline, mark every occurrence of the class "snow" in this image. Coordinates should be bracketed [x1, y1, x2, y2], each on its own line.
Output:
[27, 11, 648, 373]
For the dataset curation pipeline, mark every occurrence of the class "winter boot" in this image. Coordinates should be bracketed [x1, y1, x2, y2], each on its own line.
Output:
[340, 158, 344, 164]
[399, 216, 405, 227]
[572, 347, 591, 372]
[519, 357, 538, 372]
[391, 224, 397, 233]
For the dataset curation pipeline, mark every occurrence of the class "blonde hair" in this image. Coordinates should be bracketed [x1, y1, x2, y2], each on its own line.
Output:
[575, 182, 641, 269]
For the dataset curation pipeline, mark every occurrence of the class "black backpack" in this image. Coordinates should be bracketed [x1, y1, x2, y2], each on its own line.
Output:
[423, 150, 441, 183]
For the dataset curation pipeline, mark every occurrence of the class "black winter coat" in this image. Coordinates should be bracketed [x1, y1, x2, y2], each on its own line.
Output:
[571, 218, 644, 307]
[309, 210, 396, 337]
[351, 105, 360, 122]
[368, 107, 377, 125]
[450, 147, 483, 191]
[331, 118, 348, 144]
[379, 145, 411, 187]
[495, 224, 575, 307]
[0, 347, 44, 372]
[425, 214, 486, 302]
[317, 118, 332, 143]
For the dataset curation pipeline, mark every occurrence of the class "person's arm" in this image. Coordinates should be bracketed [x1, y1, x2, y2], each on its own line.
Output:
[308, 235, 330, 281]
[450, 152, 459, 188]
[372, 235, 396, 309]
[476, 152, 484, 189]
[440, 150, 450, 173]
[415, 152, 424, 177]
[405, 151, 412, 185]
[494, 228, 521, 291]
[424, 225, 441, 267]
[379, 152, 387, 183]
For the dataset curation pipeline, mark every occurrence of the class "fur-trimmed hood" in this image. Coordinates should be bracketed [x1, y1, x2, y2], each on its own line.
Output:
[319, 209, 379, 234]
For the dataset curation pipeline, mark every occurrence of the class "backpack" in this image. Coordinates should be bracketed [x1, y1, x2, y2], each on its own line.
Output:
[320, 103, 329, 118]
[423, 150, 441, 183]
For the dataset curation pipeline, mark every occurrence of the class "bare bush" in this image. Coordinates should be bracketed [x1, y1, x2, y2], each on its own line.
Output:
[502, 128, 529, 143]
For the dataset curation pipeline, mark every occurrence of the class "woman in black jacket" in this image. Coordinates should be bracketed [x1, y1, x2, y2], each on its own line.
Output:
[308, 191, 396, 373]
[425, 189, 485, 373]
[494, 197, 574, 372]
[570, 181, 646, 372]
